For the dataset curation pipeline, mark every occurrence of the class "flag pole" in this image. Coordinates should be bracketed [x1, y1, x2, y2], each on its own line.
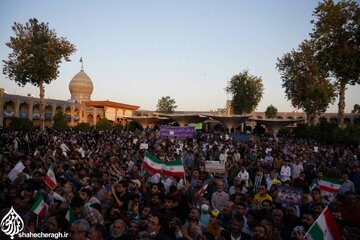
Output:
[304, 191, 340, 238]
[182, 159, 187, 185]
[36, 214, 39, 227]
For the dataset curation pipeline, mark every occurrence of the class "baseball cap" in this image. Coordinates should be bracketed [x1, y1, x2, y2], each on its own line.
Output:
[210, 209, 220, 218]
[131, 179, 141, 188]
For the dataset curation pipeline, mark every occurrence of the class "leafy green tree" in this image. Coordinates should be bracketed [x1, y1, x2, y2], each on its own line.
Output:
[73, 123, 90, 132]
[265, 105, 278, 118]
[96, 118, 112, 131]
[156, 96, 177, 113]
[52, 111, 69, 131]
[225, 70, 264, 115]
[310, 0, 360, 127]
[253, 123, 266, 135]
[352, 104, 360, 113]
[277, 40, 335, 125]
[114, 122, 124, 130]
[3, 18, 76, 129]
[10, 118, 34, 131]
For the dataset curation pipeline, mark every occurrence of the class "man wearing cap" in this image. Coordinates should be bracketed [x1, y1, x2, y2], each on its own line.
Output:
[207, 209, 224, 238]
[130, 179, 142, 194]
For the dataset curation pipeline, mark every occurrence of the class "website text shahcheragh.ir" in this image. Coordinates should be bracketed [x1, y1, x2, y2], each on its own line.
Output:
[18, 232, 69, 239]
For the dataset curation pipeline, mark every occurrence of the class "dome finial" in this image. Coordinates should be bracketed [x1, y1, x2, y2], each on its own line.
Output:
[80, 57, 83, 71]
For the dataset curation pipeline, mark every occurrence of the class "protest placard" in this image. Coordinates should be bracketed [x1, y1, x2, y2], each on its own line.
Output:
[204, 161, 225, 174]
[276, 186, 303, 206]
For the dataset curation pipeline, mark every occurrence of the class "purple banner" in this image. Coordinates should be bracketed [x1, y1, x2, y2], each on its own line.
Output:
[160, 126, 196, 139]
[276, 186, 303, 206]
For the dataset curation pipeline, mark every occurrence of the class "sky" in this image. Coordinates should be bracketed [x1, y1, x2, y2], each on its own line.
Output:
[0, 0, 359, 112]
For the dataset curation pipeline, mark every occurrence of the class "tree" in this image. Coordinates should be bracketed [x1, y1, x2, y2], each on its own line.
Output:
[352, 104, 360, 113]
[3, 18, 76, 129]
[310, 0, 360, 127]
[96, 118, 112, 131]
[52, 111, 69, 131]
[276, 40, 336, 125]
[156, 96, 177, 113]
[73, 123, 90, 132]
[265, 105, 278, 118]
[10, 118, 34, 131]
[225, 70, 264, 115]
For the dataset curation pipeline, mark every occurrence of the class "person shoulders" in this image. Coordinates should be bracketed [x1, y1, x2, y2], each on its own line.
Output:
[241, 232, 252, 240]
[154, 232, 172, 240]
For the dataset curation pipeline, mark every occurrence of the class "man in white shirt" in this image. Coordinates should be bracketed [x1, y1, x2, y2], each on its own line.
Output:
[60, 140, 70, 157]
[219, 149, 228, 164]
[237, 167, 249, 187]
[264, 152, 274, 168]
[291, 159, 304, 180]
[280, 162, 291, 182]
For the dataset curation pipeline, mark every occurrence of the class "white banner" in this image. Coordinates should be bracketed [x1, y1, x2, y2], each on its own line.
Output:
[8, 161, 25, 181]
[205, 161, 225, 174]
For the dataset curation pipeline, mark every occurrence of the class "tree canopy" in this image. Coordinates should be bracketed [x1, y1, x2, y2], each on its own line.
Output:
[96, 118, 112, 131]
[310, 0, 360, 127]
[352, 104, 360, 113]
[265, 105, 278, 118]
[225, 70, 264, 115]
[277, 40, 336, 125]
[52, 111, 69, 131]
[156, 96, 177, 113]
[3, 18, 76, 129]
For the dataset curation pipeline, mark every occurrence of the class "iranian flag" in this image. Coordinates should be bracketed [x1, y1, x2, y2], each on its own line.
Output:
[307, 207, 343, 240]
[162, 159, 185, 178]
[44, 165, 57, 190]
[34, 149, 40, 157]
[31, 195, 47, 218]
[143, 152, 164, 174]
[319, 177, 342, 202]
[65, 207, 75, 224]
[198, 183, 209, 196]
[51, 149, 57, 157]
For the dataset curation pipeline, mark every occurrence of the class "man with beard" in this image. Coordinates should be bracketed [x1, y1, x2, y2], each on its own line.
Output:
[218, 200, 235, 232]
[291, 211, 316, 239]
[44, 216, 69, 235]
[147, 212, 170, 240]
[109, 219, 126, 240]
[254, 224, 268, 240]
[118, 220, 139, 240]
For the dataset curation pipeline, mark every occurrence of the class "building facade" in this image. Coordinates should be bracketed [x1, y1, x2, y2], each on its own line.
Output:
[0, 69, 139, 127]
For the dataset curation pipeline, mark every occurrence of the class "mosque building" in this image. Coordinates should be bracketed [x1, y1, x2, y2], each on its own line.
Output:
[0, 68, 139, 127]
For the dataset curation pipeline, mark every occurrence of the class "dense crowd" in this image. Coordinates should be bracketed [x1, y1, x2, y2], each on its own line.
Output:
[0, 127, 359, 240]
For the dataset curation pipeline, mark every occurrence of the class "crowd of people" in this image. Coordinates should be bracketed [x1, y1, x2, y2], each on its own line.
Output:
[0, 127, 359, 240]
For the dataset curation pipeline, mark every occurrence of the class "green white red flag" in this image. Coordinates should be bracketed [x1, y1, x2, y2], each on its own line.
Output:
[143, 152, 185, 178]
[65, 207, 75, 224]
[31, 195, 47, 218]
[319, 177, 342, 202]
[143, 152, 164, 174]
[34, 149, 40, 157]
[198, 183, 209, 196]
[307, 207, 343, 240]
[162, 159, 185, 178]
[51, 149, 57, 157]
[44, 165, 57, 190]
